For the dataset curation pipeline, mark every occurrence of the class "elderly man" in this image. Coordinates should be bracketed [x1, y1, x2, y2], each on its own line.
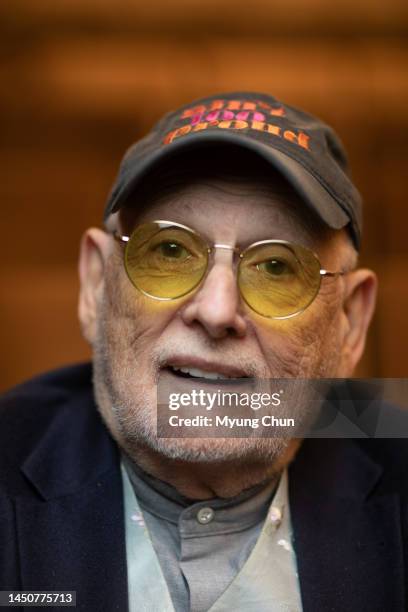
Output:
[1, 92, 407, 612]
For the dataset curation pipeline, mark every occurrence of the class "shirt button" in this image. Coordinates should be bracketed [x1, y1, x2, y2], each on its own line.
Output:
[197, 507, 215, 524]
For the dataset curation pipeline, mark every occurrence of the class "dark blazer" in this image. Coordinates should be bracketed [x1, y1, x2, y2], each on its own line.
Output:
[0, 363, 407, 611]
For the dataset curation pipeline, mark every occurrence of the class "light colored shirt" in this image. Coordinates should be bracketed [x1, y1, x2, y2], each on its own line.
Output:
[122, 455, 303, 612]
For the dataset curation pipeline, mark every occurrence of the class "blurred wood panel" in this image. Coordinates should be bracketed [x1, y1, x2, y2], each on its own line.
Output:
[0, 0, 407, 389]
[0, 268, 91, 391]
[1, 40, 407, 121]
[2, 0, 408, 34]
[0, 150, 114, 266]
[375, 259, 408, 376]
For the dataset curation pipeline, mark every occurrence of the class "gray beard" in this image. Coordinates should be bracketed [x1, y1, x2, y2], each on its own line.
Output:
[92, 321, 340, 466]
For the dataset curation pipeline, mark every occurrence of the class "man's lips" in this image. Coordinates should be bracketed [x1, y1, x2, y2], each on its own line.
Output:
[161, 356, 250, 380]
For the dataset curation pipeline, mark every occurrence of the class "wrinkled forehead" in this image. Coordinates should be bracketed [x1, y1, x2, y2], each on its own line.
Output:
[110, 145, 332, 244]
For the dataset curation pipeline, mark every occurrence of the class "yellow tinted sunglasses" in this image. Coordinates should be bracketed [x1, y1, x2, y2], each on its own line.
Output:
[112, 220, 346, 319]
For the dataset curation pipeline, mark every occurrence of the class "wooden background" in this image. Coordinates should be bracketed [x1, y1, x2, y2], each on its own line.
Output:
[1, 0, 407, 391]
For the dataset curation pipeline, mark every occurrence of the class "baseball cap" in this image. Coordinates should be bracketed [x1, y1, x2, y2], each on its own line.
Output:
[104, 91, 362, 249]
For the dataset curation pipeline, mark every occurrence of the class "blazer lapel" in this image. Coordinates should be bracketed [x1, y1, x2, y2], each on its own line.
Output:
[289, 439, 405, 612]
[17, 386, 128, 611]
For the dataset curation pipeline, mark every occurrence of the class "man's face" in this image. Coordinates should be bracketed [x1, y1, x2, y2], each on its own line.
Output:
[83, 172, 371, 466]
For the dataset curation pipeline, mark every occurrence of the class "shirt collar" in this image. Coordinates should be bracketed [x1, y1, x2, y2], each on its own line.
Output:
[122, 451, 279, 531]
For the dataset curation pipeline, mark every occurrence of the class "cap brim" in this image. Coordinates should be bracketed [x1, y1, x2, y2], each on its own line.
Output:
[105, 131, 351, 235]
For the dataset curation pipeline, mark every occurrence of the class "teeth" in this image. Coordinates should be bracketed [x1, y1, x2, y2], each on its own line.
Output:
[171, 366, 229, 380]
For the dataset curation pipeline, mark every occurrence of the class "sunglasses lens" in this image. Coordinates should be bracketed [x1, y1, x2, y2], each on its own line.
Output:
[239, 242, 321, 318]
[125, 223, 208, 299]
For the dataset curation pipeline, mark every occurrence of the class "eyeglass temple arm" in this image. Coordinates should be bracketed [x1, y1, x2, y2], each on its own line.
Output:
[112, 231, 129, 243]
[320, 270, 347, 277]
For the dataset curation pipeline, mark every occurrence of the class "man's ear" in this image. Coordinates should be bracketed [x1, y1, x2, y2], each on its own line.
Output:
[78, 228, 112, 346]
[340, 268, 378, 374]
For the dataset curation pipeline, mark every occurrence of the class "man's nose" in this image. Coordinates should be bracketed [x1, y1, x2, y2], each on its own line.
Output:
[180, 255, 248, 339]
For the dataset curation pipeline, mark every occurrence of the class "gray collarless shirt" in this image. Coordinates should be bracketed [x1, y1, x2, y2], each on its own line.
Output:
[122, 453, 279, 612]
